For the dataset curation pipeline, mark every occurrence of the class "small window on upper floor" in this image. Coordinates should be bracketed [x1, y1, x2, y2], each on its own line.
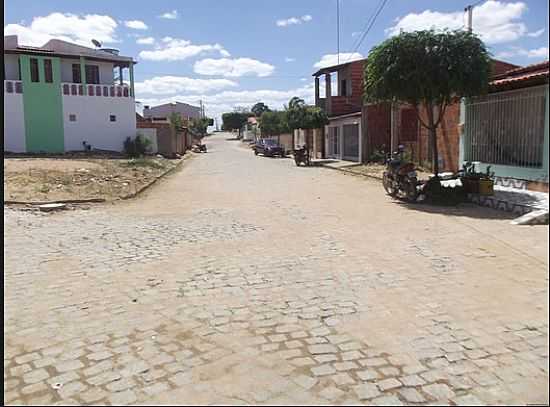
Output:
[340, 79, 347, 97]
[109, 115, 117, 122]
[69, 114, 77, 122]
[85, 65, 100, 84]
[44, 59, 53, 83]
[30, 58, 39, 82]
[72, 64, 81, 83]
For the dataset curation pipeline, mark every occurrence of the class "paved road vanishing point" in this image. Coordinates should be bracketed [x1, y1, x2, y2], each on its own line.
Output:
[4, 133, 549, 406]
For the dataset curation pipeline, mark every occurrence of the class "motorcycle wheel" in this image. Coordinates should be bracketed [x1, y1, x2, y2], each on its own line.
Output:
[404, 177, 419, 202]
[383, 172, 397, 197]
[254, 150, 258, 155]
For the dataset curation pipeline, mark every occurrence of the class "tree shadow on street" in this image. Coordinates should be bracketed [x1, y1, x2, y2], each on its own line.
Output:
[393, 200, 518, 220]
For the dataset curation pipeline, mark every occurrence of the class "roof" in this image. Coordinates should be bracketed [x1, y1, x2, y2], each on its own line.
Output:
[490, 60, 549, 91]
[312, 58, 367, 77]
[248, 117, 258, 125]
[3, 36, 135, 65]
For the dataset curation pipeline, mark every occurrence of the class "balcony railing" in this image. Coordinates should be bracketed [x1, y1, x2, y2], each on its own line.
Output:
[4, 80, 23, 94]
[61, 83, 130, 98]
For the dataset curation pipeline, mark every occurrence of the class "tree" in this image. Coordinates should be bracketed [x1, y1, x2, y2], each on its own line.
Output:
[259, 110, 289, 143]
[285, 97, 328, 150]
[251, 102, 270, 117]
[189, 117, 211, 138]
[364, 29, 491, 176]
[222, 112, 248, 138]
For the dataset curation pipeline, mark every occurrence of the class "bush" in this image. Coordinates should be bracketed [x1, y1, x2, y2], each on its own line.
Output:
[124, 134, 151, 157]
[422, 178, 467, 206]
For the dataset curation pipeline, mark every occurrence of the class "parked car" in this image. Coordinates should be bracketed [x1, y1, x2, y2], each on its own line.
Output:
[254, 139, 285, 157]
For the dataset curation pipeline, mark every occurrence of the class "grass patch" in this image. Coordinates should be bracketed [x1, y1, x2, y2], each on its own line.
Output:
[121, 158, 167, 170]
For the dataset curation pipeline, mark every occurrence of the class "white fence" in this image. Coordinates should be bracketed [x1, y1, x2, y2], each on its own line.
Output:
[464, 85, 546, 168]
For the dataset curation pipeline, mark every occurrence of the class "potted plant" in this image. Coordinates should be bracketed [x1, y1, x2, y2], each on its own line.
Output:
[460, 162, 494, 195]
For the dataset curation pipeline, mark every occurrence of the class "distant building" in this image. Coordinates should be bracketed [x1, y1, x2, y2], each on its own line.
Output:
[4, 35, 137, 153]
[143, 102, 202, 123]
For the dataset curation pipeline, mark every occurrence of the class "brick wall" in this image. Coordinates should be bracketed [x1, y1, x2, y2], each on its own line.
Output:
[363, 103, 391, 157]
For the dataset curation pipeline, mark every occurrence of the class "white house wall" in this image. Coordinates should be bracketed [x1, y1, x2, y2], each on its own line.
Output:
[62, 95, 136, 152]
[4, 92, 26, 153]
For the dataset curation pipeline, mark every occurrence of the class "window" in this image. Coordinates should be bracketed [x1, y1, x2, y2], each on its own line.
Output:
[18, 58, 22, 80]
[30, 58, 39, 82]
[109, 115, 117, 122]
[85, 65, 100, 84]
[72, 64, 81, 83]
[44, 59, 53, 83]
[340, 79, 347, 97]
[69, 114, 77, 122]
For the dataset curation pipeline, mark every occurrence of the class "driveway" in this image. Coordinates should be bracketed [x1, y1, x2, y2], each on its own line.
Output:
[4, 132, 548, 405]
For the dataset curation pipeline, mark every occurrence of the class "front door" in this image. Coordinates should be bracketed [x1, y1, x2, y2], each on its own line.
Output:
[342, 124, 359, 161]
[327, 126, 340, 158]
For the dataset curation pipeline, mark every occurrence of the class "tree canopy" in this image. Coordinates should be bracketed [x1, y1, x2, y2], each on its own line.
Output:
[364, 29, 491, 175]
[221, 112, 248, 133]
[259, 110, 289, 136]
[189, 117, 211, 137]
[251, 102, 271, 117]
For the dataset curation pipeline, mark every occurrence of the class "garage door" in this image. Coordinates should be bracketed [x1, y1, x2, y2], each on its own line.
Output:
[343, 124, 359, 161]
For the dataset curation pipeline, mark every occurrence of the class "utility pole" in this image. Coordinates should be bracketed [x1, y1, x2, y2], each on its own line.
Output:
[464, 5, 473, 32]
[336, 0, 340, 64]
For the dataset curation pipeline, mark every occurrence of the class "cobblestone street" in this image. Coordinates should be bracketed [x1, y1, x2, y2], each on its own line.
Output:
[4, 133, 549, 406]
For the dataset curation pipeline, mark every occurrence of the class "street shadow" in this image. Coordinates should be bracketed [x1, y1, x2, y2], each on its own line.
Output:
[225, 137, 241, 141]
[394, 200, 518, 220]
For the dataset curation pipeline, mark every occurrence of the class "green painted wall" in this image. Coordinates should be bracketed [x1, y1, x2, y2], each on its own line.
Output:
[20, 55, 64, 153]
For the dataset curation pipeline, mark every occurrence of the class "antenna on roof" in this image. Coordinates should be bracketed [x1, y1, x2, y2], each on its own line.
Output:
[91, 39, 102, 48]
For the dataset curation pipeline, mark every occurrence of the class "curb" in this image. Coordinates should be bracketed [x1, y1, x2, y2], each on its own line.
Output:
[120, 155, 191, 200]
[4, 198, 106, 205]
[319, 164, 383, 181]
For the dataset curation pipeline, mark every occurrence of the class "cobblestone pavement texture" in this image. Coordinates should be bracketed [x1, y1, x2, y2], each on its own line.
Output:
[4, 133, 549, 406]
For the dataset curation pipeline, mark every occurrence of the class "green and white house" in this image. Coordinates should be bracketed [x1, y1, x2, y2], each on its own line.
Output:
[3, 35, 136, 153]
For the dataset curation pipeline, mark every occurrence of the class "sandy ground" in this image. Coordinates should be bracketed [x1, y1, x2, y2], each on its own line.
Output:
[3, 156, 181, 202]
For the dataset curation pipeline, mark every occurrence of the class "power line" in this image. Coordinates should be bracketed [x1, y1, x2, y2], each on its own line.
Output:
[346, 0, 390, 62]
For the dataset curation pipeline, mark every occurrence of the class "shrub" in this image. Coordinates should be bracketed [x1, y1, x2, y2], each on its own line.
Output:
[124, 134, 151, 157]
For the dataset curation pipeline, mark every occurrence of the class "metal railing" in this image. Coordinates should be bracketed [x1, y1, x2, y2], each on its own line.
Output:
[61, 82, 130, 97]
[464, 85, 547, 168]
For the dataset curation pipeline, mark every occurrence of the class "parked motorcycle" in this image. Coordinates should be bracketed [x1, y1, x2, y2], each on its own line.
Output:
[382, 145, 419, 201]
[192, 144, 207, 153]
[293, 145, 310, 166]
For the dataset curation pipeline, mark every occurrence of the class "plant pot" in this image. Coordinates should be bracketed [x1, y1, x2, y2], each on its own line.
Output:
[478, 178, 494, 196]
[461, 177, 480, 194]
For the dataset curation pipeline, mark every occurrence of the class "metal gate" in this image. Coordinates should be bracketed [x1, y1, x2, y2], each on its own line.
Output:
[342, 124, 359, 161]
[465, 85, 546, 168]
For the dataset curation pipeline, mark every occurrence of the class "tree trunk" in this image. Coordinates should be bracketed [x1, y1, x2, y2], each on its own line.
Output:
[426, 104, 439, 177]
[291, 129, 295, 150]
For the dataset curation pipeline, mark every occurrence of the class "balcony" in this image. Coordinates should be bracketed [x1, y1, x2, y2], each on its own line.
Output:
[4, 80, 23, 94]
[61, 83, 131, 98]
[316, 95, 362, 117]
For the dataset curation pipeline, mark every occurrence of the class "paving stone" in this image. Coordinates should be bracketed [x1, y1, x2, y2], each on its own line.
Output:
[371, 395, 404, 406]
[108, 390, 137, 406]
[399, 374, 426, 387]
[144, 382, 170, 396]
[362, 357, 387, 367]
[169, 371, 193, 386]
[319, 386, 345, 400]
[332, 372, 356, 386]
[452, 394, 486, 406]
[379, 366, 400, 376]
[399, 388, 426, 403]
[377, 377, 402, 391]
[314, 354, 338, 363]
[341, 350, 363, 361]
[21, 382, 48, 396]
[308, 344, 338, 354]
[22, 368, 50, 384]
[292, 374, 318, 390]
[334, 361, 358, 371]
[353, 383, 380, 400]
[80, 387, 108, 403]
[57, 381, 87, 399]
[290, 357, 316, 367]
[422, 383, 455, 400]
[356, 369, 379, 381]
[311, 364, 336, 376]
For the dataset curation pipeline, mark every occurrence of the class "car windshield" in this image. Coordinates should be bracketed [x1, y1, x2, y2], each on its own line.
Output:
[263, 140, 278, 146]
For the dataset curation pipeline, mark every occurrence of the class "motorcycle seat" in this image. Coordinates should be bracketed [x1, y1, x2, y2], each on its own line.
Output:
[389, 159, 401, 168]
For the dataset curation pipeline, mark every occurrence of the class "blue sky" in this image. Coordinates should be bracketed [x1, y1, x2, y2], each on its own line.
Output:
[5, 0, 549, 121]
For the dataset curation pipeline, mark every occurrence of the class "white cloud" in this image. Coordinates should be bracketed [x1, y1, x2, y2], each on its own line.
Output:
[386, 1, 532, 44]
[135, 76, 238, 95]
[136, 37, 155, 45]
[194, 58, 275, 77]
[313, 53, 364, 69]
[351, 31, 362, 37]
[138, 37, 228, 61]
[497, 46, 549, 59]
[285, 57, 295, 62]
[4, 12, 118, 47]
[159, 10, 178, 19]
[137, 84, 314, 123]
[527, 28, 545, 37]
[124, 20, 148, 30]
[276, 15, 313, 27]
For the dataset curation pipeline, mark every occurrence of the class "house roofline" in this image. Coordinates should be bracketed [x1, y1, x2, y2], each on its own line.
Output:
[312, 58, 367, 77]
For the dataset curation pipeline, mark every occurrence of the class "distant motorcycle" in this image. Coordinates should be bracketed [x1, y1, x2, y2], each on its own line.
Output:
[293, 145, 310, 166]
[382, 145, 419, 201]
[192, 144, 207, 153]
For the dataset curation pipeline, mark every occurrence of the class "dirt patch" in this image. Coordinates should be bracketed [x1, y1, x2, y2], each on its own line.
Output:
[4, 156, 182, 203]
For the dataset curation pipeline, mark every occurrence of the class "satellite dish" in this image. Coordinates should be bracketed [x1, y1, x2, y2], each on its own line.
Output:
[91, 39, 102, 48]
